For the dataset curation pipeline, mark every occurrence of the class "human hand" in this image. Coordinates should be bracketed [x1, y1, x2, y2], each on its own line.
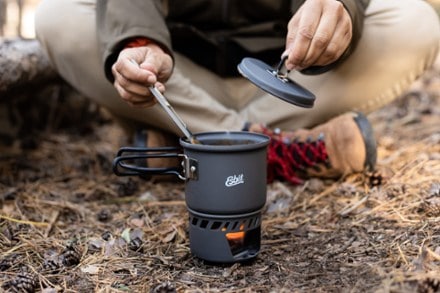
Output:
[112, 43, 173, 107]
[283, 0, 352, 71]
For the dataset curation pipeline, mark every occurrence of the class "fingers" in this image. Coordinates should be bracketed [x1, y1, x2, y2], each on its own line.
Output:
[139, 50, 173, 83]
[285, 4, 321, 70]
[284, 0, 352, 71]
[313, 15, 352, 66]
[113, 70, 153, 106]
[114, 78, 166, 107]
[300, 4, 340, 67]
[113, 63, 150, 95]
[111, 45, 173, 108]
[112, 58, 155, 107]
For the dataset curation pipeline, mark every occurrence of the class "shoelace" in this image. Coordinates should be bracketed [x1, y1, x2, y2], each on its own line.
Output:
[259, 126, 329, 184]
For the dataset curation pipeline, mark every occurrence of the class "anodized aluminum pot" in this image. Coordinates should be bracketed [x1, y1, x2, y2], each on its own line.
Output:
[113, 131, 269, 215]
[180, 131, 269, 215]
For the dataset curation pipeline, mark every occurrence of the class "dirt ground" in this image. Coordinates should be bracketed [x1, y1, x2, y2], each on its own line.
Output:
[1, 59, 440, 292]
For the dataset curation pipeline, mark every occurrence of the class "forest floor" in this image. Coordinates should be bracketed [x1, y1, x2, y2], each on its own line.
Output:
[0, 55, 439, 292]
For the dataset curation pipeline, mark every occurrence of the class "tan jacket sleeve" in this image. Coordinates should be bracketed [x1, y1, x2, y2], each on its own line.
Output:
[96, 0, 172, 82]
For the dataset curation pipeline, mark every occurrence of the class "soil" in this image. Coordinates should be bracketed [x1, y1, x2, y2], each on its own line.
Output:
[0, 61, 439, 292]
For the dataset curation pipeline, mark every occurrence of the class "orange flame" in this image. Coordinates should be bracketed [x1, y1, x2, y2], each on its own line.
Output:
[225, 224, 245, 242]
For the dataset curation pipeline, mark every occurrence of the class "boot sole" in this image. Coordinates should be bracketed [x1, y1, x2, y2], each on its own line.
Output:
[133, 129, 151, 180]
[353, 112, 377, 171]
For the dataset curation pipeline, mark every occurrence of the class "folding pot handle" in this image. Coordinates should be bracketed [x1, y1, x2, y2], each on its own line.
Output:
[112, 146, 198, 181]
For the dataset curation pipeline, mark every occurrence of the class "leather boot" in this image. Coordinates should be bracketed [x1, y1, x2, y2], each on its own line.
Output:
[133, 128, 181, 169]
[248, 112, 377, 184]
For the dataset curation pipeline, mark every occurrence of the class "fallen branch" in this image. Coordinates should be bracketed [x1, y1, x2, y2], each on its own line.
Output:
[0, 37, 60, 97]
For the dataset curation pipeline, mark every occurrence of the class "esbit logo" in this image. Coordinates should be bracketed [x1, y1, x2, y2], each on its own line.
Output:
[225, 174, 244, 187]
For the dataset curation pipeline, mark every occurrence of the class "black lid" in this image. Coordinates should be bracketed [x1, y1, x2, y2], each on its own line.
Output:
[237, 57, 315, 108]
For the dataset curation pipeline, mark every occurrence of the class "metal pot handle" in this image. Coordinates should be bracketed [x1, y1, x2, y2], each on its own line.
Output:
[112, 146, 198, 181]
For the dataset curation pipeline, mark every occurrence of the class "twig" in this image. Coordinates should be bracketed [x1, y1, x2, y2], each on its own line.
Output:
[262, 238, 292, 245]
[0, 214, 48, 227]
[35, 199, 85, 219]
[391, 208, 420, 224]
[44, 210, 60, 237]
[339, 194, 370, 217]
[397, 244, 409, 266]
[426, 247, 440, 262]
[274, 181, 294, 197]
[102, 198, 185, 206]
[308, 182, 338, 206]
[2, 243, 27, 256]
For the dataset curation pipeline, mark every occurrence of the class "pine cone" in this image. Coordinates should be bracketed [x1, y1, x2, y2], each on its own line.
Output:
[2, 270, 37, 293]
[60, 245, 81, 267]
[150, 281, 177, 293]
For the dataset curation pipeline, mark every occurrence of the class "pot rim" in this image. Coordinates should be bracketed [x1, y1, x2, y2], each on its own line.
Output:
[180, 131, 269, 152]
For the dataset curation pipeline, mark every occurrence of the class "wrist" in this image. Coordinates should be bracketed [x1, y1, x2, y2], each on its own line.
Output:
[123, 37, 170, 57]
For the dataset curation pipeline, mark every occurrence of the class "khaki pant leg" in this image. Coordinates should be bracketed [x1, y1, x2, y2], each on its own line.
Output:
[238, 0, 440, 129]
[35, 0, 246, 135]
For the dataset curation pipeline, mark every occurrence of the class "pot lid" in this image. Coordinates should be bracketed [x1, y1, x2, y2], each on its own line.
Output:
[237, 57, 315, 108]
